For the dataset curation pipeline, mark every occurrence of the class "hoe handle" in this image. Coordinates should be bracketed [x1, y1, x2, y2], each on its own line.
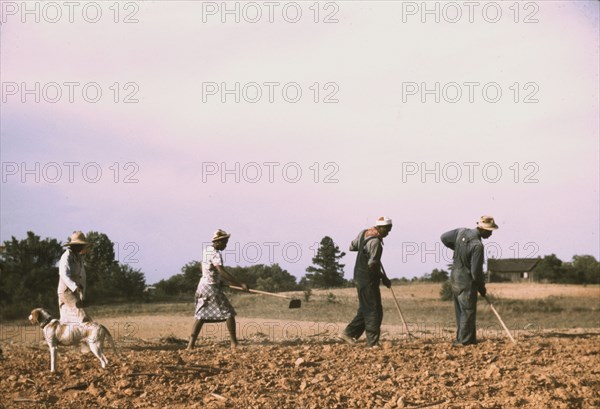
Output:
[229, 285, 291, 300]
[485, 296, 517, 344]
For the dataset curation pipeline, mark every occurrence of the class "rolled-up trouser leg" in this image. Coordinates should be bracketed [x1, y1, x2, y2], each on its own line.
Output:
[454, 287, 478, 345]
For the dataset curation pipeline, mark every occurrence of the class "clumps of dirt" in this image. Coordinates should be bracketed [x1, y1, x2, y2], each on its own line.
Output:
[1, 333, 599, 408]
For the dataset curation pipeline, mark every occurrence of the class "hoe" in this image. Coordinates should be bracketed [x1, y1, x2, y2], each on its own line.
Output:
[229, 286, 302, 309]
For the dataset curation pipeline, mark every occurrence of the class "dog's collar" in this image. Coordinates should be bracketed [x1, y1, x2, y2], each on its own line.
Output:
[39, 316, 52, 329]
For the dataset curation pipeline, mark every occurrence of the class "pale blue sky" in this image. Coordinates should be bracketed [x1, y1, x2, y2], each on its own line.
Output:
[1, 1, 598, 284]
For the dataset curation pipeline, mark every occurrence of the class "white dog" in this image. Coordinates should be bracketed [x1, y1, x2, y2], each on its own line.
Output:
[29, 308, 117, 373]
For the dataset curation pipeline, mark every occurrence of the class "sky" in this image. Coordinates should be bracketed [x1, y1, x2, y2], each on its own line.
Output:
[1, 1, 599, 285]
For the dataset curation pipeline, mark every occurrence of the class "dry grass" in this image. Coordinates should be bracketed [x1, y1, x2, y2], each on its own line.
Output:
[5, 284, 597, 345]
[83, 283, 599, 325]
[83, 283, 600, 339]
[306, 283, 600, 301]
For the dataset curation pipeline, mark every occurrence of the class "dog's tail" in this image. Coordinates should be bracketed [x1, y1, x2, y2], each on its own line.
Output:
[102, 325, 121, 357]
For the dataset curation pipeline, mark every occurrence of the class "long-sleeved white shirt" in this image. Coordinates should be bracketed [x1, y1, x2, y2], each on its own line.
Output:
[57, 248, 86, 294]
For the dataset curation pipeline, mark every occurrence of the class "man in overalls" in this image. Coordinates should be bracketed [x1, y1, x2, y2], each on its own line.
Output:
[441, 216, 499, 346]
[340, 217, 393, 348]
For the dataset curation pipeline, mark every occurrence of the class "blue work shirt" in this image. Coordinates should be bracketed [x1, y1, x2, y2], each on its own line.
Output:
[441, 228, 485, 293]
[350, 229, 383, 288]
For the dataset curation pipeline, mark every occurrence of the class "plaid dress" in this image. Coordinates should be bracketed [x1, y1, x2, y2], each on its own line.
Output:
[194, 246, 236, 322]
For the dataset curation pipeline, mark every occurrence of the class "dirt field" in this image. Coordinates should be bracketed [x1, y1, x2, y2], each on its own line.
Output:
[1, 328, 599, 409]
[2, 284, 599, 408]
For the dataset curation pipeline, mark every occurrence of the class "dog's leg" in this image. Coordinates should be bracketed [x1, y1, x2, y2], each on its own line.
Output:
[89, 341, 107, 369]
[100, 351, 109, 368]
[99, 330, 110, 368]
[103, 326, 120, 357]
[50, 345, 58, 373]
[98, 334, 109, 368]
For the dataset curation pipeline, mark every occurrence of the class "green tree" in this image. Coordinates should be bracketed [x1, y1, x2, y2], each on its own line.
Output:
[565, 255, 600, 284]
[430, 268, 449, 282]
[83, 231, 119, 302]
[253, 264, 298, 292]
[109, 264, 146, 299]
[533, 254, 566, 283]
[154, 261, 202, 297]
[303, 236, 346, 288]
[0, 232, 63, 319]
[1, 230, 147, 314]
[228, 264, 298, 291]
[418, 268, 449, 282]
[181, 261, 203, 288]
[155, 274, 187, 297]
[80, 231, 146, 302]
[154, 263, 298, 297]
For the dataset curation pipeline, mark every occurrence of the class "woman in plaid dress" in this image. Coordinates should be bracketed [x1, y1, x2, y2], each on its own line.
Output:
[187, 229, 249, 350]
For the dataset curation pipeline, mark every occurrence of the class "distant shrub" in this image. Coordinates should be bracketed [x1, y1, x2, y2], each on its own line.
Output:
[326, 292, 339, 304]
[440, 281, 453, 301]
[303, 288, 312, 302]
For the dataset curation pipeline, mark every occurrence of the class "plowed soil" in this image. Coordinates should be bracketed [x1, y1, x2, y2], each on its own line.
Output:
[1, 329, 599, 408]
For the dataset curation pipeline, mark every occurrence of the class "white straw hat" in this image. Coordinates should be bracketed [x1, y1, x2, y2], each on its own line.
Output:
[375, 217, 392, 226]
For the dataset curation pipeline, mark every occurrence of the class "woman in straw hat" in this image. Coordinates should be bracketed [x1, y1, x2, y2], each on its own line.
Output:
[57, 231, 92, 323]
[441, 215, 499, 346]
[187, 229, 249, 350]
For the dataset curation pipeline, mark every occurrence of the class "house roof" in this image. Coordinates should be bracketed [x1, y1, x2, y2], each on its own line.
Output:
[488, 258, 539, 273]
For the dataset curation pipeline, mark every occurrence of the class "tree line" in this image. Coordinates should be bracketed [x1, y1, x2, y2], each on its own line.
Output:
[529, 254, 599, 284]
[0, 231, 146, 319]
[414, 254, 599, 285]
[153, 236, 350, 297]
[2, 231, 598, 319]
[0, 233, 350, 318]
